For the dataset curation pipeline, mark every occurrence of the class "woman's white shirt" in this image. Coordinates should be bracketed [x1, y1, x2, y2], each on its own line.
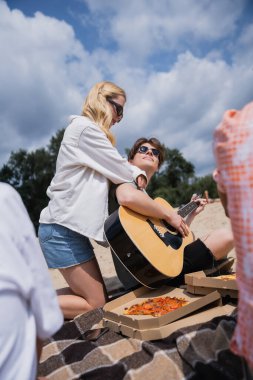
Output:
[0, 183, 63, 380]
[40, 116, 146, 242]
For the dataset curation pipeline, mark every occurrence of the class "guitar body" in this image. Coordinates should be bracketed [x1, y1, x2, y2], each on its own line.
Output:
[104, 198, 194, 289]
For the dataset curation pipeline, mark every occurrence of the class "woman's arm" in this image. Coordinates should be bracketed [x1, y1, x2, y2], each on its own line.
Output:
[77, 123, 147, 184]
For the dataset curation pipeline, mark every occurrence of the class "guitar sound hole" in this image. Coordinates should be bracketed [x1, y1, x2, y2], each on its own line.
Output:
[162, 220, 176, 232]
[146, 219, 182, 250]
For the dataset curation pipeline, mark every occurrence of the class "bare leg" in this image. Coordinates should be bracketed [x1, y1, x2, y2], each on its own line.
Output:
[58, 258, 108, 319]
[202, 227, 234, 260]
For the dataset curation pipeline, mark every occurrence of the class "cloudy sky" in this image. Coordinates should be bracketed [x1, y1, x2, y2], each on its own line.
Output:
[1, 0, 253, 176]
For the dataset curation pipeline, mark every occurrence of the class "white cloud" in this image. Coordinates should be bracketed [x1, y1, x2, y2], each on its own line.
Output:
[233, 23, 253, 68]
[83, 0, 245, 63]
[114, 49, 253, 175]
[0, 1, 102, 164]
[0, 0, 253, 177]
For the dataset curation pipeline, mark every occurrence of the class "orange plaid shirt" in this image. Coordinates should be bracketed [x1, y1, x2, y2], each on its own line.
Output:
[214, 102, 253, 368]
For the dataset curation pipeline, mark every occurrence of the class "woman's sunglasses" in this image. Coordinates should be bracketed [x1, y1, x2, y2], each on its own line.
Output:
[107, 98, 123, 117]
[137, 145, 160, 158]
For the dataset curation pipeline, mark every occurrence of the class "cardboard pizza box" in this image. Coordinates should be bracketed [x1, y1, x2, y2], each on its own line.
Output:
[103, 285, 221, 330]
[186, 284, 238, 298]
[103, 304, 236, 340]
[204, 257, 235, 276]
[185, 270, 238, 296]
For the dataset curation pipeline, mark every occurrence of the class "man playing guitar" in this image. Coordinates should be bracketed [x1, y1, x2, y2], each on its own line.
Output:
[107, 137, 234, 290]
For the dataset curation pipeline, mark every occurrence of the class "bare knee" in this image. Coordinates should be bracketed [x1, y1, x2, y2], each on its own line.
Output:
[219, 227, 234, 247]
[203, 227, 234, 260]
[89, 295, 106, 309]
[59, 262, 107, 309]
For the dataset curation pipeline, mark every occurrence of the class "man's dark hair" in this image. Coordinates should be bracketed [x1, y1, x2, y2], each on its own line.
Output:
[128, 137, 165, 169]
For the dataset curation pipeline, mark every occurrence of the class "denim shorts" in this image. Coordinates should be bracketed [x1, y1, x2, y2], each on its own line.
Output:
[38, 223, 95, 269]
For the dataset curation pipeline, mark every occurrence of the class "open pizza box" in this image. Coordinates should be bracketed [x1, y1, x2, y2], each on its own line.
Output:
[185, 270, 238, 298]
[103, 285, 221, 330]
[103, 303, 236, 341]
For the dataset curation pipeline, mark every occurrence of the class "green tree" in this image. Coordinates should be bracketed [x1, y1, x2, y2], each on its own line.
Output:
[163, 148, 195, 188]
[147, 147, 196, 206]
[0, 129, 64, 231]
[190, 174, 218, 199]
[146, 147, 219, 206]
[0, 130, 218, 230]
[47, 129, 65, 163]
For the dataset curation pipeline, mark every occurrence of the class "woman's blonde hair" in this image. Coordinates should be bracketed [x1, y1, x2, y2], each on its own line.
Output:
[82, 81, 126, 145]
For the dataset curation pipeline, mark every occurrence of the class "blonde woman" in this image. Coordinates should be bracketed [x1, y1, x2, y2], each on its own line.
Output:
[38, 81, 150, 319]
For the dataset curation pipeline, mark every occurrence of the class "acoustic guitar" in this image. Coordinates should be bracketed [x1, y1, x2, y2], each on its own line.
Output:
[104, 197, 200, 289]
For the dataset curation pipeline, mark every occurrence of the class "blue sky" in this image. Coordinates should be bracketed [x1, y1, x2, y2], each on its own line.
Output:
[1, 0, 253, 176]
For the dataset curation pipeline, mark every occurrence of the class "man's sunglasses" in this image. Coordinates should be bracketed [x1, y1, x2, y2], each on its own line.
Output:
[137, 145, 160, 158]
[107, 98, 123, 117]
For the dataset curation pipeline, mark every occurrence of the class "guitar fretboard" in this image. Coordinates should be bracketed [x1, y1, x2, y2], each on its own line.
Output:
[177, 200, 199, 218]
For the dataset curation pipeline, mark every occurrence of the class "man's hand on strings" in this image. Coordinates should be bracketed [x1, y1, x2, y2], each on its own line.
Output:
[190, 193, 207, 216]
[165, 211, 190, 237]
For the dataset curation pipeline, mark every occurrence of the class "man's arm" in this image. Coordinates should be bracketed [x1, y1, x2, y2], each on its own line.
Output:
[116, 183, 189, 237]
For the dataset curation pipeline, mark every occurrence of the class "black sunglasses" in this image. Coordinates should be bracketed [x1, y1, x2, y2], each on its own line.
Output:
[107, 98, 123, 117]
[137, 145, 160, 158]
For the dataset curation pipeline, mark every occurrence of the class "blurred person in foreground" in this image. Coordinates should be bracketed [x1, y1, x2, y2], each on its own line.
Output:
[0, 182, 63, 380]
[213, 101, 253, 376]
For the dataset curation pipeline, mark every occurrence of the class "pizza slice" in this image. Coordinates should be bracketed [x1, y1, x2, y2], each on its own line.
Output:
[123, 296, 188, 317]
[215, 273, 236, 281]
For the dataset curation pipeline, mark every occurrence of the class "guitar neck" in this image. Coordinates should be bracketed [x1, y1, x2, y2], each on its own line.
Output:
[177, 200, 198, 218]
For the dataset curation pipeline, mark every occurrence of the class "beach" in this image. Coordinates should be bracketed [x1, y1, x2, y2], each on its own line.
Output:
[49, 199, 236, 293]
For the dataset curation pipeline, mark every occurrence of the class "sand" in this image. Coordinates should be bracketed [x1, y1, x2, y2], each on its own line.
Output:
[49, 199, 236, 293]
